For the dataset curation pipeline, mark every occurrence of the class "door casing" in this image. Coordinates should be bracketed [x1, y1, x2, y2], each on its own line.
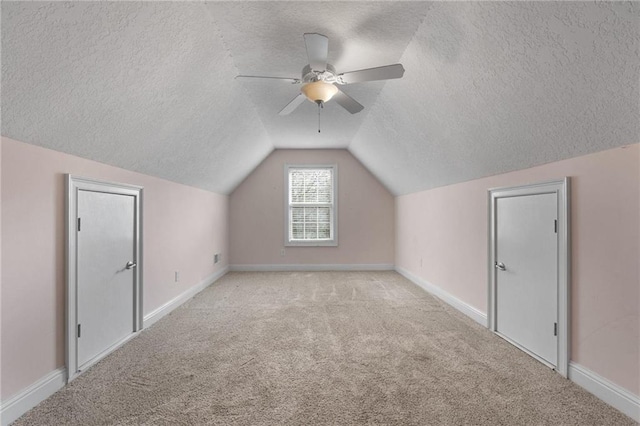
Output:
[487, 178, 570, 377]
[66, 175, 143, 382]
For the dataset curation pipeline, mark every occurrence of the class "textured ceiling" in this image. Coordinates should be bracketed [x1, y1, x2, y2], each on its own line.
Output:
[350, 1, 640, 194]
[1, 2, 272, 193]
[210, 2, 430, 149]
[2, 2, 639, 195]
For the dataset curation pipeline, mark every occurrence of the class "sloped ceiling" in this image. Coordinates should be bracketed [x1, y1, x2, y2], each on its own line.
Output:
[210, 2, 430, 149]
[2, 2, 638, 195]
[350, 1, 640, 195]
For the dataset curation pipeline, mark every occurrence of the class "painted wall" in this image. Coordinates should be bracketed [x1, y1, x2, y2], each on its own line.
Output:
[396, 144, 639, 396]
[1, 137, 229, 400]
[230, 149, 394, 266]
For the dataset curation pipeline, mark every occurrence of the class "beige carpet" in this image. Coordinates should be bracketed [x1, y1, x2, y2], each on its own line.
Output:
[14, 271, 635, 425]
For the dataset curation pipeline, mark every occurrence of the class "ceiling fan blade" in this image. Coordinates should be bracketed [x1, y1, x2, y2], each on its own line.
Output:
[279, 93, 307, 115]
[333, 89, 364, 114]
[236, 75, 300, 84]
[304, 33, 329, 71]
[337, 64, 405, 84]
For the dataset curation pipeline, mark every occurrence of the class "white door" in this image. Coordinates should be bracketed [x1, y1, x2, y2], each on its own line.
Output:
[495, 193, 558, 366]
[77, 189, 136, 368]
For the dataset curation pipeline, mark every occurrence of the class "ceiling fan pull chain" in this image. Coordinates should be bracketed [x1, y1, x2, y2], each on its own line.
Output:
[318, 101, 322, 133]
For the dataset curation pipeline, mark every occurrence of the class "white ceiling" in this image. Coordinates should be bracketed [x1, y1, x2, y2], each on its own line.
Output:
[2, 2, 638, 195]
[350, 1, 640, 194]
[210, 1, 430, 149]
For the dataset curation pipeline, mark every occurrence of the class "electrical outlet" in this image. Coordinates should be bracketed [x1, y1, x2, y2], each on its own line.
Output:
[280, 248, 285, 257]
[175, 271, 179, 282]
[214, 253, 220, 264]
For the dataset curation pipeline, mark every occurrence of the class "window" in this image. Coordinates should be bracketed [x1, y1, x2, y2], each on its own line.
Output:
[285, 165, 337, 246]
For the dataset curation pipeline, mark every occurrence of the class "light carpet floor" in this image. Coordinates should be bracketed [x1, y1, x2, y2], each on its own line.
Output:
[14, 271, 635, 425]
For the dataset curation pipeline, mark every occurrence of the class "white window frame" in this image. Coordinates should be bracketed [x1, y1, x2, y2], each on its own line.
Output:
[284, 164, 338, 247]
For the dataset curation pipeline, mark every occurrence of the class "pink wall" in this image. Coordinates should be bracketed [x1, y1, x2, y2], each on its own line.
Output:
[1, 137, 229, 400]
[230, 149, 394, 266]
[3, 137, 636, 402]
[396, 144, 639, 396]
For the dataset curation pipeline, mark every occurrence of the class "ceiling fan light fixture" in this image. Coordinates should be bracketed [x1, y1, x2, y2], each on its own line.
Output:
[301, 81, 338, 103]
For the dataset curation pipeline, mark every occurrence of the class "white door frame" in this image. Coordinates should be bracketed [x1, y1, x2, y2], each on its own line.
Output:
[66, 175, 143, 382]
[487, 178, 570, 377]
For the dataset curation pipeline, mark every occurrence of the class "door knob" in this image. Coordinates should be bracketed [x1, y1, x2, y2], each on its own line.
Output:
[126, 261, 137, 270]
[495, 262, 506, 271]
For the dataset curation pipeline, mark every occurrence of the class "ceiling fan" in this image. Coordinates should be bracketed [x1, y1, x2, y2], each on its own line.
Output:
[236, 33, 405, 116]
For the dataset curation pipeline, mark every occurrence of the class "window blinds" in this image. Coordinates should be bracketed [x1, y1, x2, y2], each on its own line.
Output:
[289, 168, 333, 240]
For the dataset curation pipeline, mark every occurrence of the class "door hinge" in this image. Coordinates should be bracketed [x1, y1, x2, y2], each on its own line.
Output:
[77, 217, 82, 232]
[77, 324, 81, 338]
[553, 322, 557, 336]
[554, 219, 557, 234]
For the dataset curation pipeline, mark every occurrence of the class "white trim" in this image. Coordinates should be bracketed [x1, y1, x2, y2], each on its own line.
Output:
[0, 268, 229, 425]
[143, 267, 229, 328]
[395, 266, 487, 326]
[569, 362, 640, 422]
[66, 175, 144, 383]
[0, 368, 67, 426]
[487, 177, 570, 377]
[284, 164, 338, 247]
[4, 273, 635, 425]
[230, 264, 394, 272]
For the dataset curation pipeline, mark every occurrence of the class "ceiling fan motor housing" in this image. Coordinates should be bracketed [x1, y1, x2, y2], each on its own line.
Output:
[302, 64, 338, 84]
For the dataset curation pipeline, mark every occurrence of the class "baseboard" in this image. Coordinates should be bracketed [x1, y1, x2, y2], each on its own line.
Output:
[6, 269, 636, 425]
[0, 367, 67, 426]
[569, 362, 640, 422]
[229, 264, 395, 272]
[396, 267, 639, 421]
[143, 266, 229, 328]
[0, 267, 229, 425]
[395, 266, 487, 326]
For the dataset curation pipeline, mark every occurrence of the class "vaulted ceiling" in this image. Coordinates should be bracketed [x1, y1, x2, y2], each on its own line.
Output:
[2, 2, 638, 195]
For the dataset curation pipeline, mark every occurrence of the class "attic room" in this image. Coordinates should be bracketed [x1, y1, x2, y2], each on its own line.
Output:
[1, 1, 638, 425]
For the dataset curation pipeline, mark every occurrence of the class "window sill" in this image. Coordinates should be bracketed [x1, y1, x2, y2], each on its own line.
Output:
[285, 240, 338, 247]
